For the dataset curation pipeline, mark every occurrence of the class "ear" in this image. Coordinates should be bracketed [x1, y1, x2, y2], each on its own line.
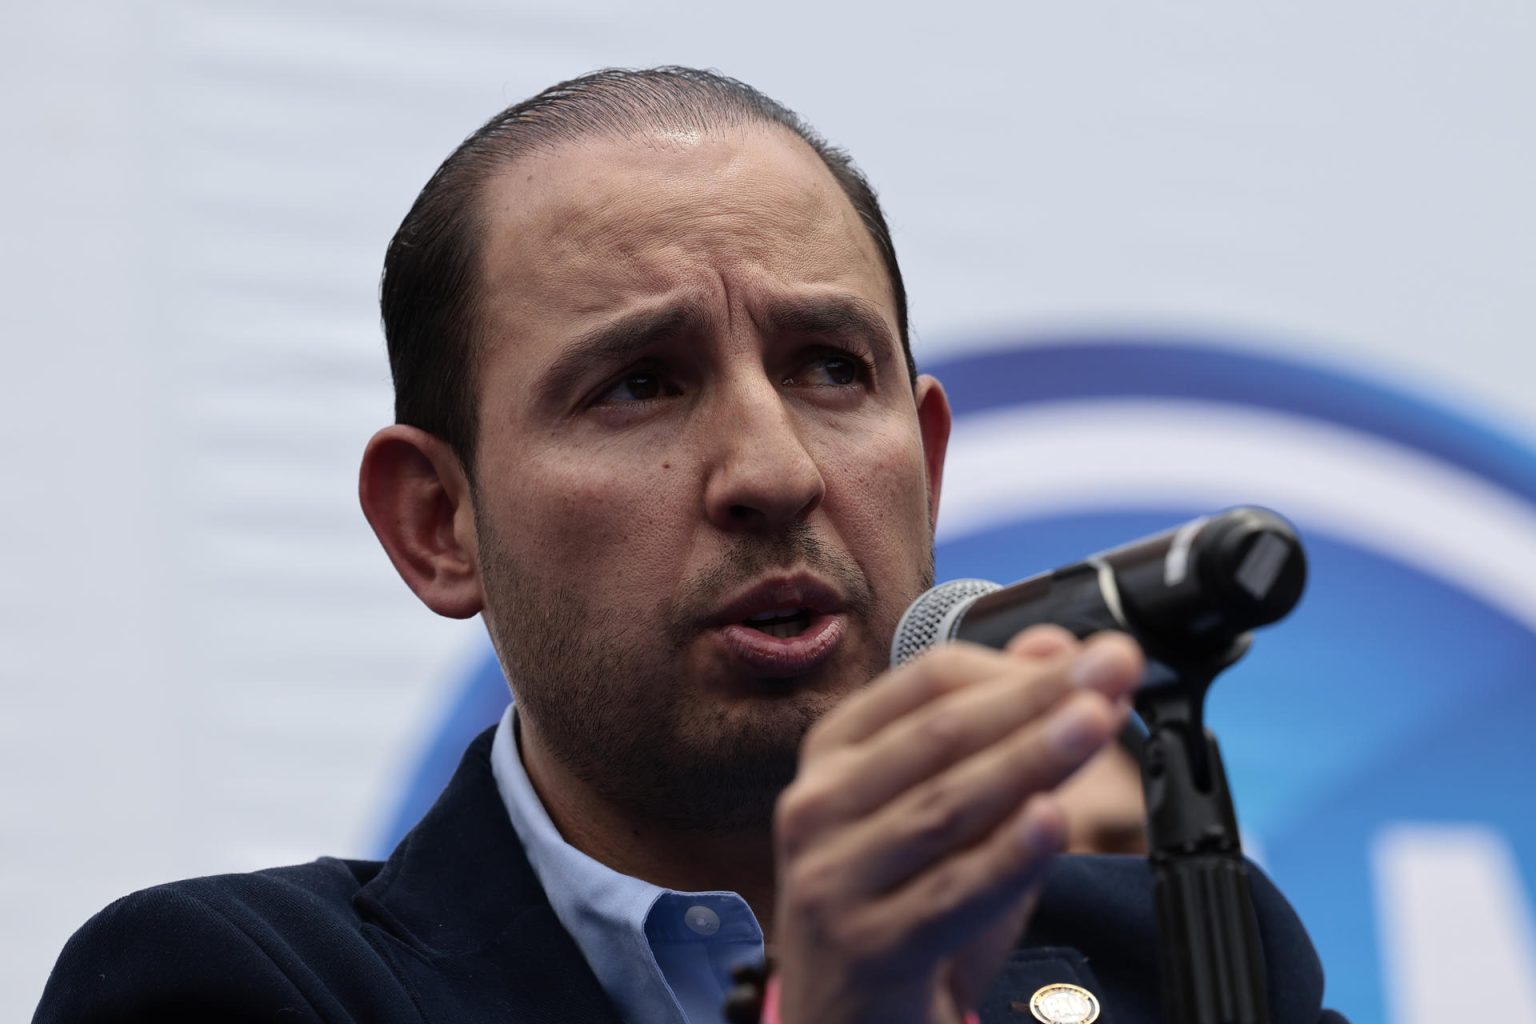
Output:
[913, 374, 952, 530]
[359, 425, 485, 619]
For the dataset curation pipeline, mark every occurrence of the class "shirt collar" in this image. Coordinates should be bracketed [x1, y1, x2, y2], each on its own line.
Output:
[489, 705, 763, 1023]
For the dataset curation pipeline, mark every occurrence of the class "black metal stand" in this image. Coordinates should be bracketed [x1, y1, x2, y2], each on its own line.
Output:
[1135, 640, 1270, 1024]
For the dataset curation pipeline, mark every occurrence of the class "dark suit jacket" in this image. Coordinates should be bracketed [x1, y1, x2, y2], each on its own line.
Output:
[35, 729, 1341, 1022]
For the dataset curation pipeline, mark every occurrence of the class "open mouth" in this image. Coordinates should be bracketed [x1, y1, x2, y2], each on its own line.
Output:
[708, 575, 847, 676]
[742, 608, 815, 639]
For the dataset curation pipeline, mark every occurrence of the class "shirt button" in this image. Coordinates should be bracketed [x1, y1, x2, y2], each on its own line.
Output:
[684, 905, 721, 936]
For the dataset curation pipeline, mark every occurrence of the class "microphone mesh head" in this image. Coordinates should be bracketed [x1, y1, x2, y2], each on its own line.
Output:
[890, 579, 1001, 666]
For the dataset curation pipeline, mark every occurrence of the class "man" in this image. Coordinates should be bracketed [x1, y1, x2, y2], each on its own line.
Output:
[36, 68, 1338, 1023]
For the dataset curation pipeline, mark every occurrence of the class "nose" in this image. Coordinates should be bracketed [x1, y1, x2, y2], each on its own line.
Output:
[702, 376, 825, 533]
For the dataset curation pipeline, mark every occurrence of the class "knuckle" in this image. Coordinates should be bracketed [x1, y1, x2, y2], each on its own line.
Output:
[903, 782, 968, 848]
[915, 706, 970, 757]
[774, 771, 844, 850]
[780, 856, 841, 925]
[917, 865, 972, 919]
[1009, 649, 1074, 694]
[773, 787, 819, 848]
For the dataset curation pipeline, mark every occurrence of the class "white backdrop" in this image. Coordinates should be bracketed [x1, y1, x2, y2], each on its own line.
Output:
[4, 2, 1533, 1020]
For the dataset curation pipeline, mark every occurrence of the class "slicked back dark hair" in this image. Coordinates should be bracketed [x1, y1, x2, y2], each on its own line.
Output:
[380, 66, 913, 476]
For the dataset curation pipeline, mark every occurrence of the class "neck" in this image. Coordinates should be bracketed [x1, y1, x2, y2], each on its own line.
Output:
[517, 716, 780, 939]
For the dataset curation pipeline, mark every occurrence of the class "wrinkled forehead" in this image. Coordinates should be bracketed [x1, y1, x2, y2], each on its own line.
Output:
[481, 122, 855, 232]
[473, 125, 893, 319]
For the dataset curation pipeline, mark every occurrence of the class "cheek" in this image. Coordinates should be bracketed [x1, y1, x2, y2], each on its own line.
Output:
[492, 454, 692, 586]
[821, 426, 934, 552]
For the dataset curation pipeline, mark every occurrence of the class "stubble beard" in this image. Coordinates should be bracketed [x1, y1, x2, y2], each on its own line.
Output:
[475, 513, 933, 836]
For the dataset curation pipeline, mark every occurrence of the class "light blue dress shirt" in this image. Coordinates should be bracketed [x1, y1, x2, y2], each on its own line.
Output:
[490, 706, 766, 1024]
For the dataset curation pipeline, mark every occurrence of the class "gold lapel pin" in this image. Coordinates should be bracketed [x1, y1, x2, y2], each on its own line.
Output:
[1025, 982, 1101, 1024]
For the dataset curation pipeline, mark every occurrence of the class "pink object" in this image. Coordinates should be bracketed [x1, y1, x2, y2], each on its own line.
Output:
[761, 973, 780, 1023]
[760, 976, 981, 1024]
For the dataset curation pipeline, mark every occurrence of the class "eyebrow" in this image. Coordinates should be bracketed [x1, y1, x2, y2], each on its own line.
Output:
[762, 296, 897, 358]
[535, 304, 706, 407]
[533, 293, 899, 408]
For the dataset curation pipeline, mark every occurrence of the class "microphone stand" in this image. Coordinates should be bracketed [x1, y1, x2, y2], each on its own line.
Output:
[1134, 636, 1270, 1024]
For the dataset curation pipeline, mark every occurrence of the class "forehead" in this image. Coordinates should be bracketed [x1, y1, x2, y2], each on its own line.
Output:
[473, 125, 895, 342]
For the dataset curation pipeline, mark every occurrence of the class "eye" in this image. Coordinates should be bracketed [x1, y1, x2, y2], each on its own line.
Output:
[595, 371, 673, 405]
[786, 350, 871, 389]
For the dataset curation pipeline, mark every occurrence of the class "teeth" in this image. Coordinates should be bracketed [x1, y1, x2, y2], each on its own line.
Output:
[740, 607, 813, 638]
[746, 608, 801, 623]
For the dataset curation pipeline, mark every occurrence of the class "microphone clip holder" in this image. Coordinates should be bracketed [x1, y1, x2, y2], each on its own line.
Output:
[1134, 635, 1270, 1024]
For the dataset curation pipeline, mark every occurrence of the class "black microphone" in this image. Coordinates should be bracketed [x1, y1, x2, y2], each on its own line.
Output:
[890, 506, 1306, 666]
[889, 506, 1305, 1024]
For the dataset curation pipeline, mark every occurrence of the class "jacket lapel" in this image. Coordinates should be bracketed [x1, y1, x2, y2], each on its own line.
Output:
[977, 948, 1111, 1024]
[353, 728, 625, 1024]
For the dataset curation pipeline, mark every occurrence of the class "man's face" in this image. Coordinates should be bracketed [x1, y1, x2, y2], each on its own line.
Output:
[467, 125, 949, 831]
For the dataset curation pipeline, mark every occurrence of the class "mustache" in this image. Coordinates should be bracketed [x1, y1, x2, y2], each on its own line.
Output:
[666, 524, 875, 639]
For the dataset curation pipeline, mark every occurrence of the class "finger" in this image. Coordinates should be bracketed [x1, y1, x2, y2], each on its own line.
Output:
[828, 795, 1067, 986]
[1005, 623, 1077, 659]
[779, 646, 1079, 851]
[778, 636, 1138, 856]
[944, 798, 1065, 1010]
[802, 641, 1069, 759]
[1071, 631, 1144, 701]
[812, 689, 1126, 898]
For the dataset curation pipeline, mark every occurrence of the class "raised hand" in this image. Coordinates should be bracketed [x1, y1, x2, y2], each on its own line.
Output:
[771, 626, 1144, 1024]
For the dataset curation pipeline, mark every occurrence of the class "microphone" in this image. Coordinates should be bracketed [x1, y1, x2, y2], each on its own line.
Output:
[890, 506, 1306, 667]
[889, 506, 1305, 1024]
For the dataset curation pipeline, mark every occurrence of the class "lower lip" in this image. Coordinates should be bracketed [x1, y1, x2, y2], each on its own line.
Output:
[715, 613, 846, 677]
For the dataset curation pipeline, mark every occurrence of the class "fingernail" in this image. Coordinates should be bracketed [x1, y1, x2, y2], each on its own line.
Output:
[1016, 807, 1053, 856]
[1016, 801, 1061, 858]
[1071, 642, 1126, 692]
[1047, 701, 1102, 758]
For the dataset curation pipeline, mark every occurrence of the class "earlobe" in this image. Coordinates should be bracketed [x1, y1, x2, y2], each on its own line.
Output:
[358, 425, 485, 619]
[913, 374, 952, 529]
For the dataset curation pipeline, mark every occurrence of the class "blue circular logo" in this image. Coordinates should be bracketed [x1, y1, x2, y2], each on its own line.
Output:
[384, 336, 1536, 1023]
